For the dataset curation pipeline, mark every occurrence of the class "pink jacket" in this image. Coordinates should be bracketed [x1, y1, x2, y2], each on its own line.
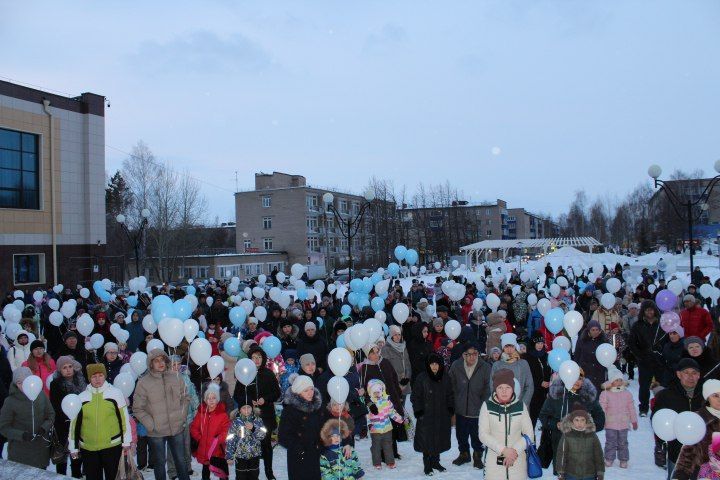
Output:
[22, 356, 56, 396]
[599, 384, 637, 430]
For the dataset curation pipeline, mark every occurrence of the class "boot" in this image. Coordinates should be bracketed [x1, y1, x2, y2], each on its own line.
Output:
[452, 451, 471, 466]
[472, 450, 484, 469]
[432, 455, 446, 472]
[265, 468, 276, 480]
[423, 455, 434, 476]
[654, 441, 666, 468]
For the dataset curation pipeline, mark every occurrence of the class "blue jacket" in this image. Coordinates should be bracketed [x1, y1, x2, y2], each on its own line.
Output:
[527, 308, 543, 339]
[124, 320, 145, 353]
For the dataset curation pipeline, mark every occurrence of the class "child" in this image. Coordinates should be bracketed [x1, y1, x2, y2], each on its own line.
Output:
[366, 379, 403, 469]
[555, 403, 605, 480]
[436, 337, 454, 368]
[698, 432, 720, 480]
[320, 418, 364, 480]
[226, 402, 267, 480]
[190, 385, 230, 480]
[280, 349, 300, 395]
[489, 347, 501, 364]
[599, 369, 638, 468]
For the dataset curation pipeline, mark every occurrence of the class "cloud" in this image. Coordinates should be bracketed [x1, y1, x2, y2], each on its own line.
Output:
[130, 30, 272, 75]
[364, 23, 407, 53]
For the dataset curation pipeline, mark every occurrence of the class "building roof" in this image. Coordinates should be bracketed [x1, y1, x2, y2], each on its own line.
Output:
[460, 237, 602, 253]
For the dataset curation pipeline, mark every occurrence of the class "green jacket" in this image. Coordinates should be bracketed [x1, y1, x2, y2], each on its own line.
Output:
[554, 414, 605, 480]
[0, 383, 55, 469]
[69, 382, 132, 452]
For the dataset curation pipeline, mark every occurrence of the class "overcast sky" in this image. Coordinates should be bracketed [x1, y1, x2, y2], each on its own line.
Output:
[2, 1, 719, 222]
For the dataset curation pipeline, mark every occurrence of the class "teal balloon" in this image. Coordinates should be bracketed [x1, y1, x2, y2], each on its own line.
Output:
[405, 249, 419, 266]
[317, 317, 324, 329]
[152, 303, 174, 322]
[341, 305, 351, 316]
[358, 297, 370, 309]
[127, 295, 138, 307]
[197, 331, 205, 338]
[224, 337, 241, 357]
[548, 348, 570, 371]
[544, 308, 565, 334]
[336, 333, 346, 348]
[394, 245, 407, 261]
[186, 285, 196, 296]
[229, 306, 247, 327]
[262, 336, 281, 358]
[151, 295, 172, 309]
[297, 288, 308, 301]
[350, 279, 363, 293]
[382, 324, 388, 335]
[348, 292, 359, 306]
[362, 278, 373, 294]
[388, 262, 400, 277]
[371, 273, 382, 285]
[371, 297, 384, 312]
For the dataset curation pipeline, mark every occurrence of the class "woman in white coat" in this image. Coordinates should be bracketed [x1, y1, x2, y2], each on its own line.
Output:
[478, 368, 535, 480]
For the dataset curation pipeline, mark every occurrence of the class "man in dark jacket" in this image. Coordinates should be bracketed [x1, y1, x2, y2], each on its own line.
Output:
[297, 322, 329, 373]
[629, 300, 667, 416]
[447, 342, 491, 469]
[573, 320, 610, 392]
[651, 358, 704, 479]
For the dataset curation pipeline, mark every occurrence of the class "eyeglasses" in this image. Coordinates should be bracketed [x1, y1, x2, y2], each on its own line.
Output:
[463, 352, 479, 357]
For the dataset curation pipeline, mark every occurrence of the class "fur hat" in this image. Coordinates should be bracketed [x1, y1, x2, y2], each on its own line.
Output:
[280, 318, 294, 329]
[703, 379, 720, 400]
[492, 368, 515, 391]
[56, 355, 76, 371]
[432, 318, 444, 328]
[569, 402, 590, 422]
[683, 294, 697, 304]
[12, 366, 33, 385]
[86, 363, 107, 378]
[242, 339, 257, 354]
[320, 418, 350, 446]
[290, 374, 313, 394]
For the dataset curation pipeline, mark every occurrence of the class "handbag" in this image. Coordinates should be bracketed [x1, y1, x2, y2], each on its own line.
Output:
[49, 427, 68, 465]
[116, 454, 143, 480]
[537, 428, 553, 468]
[523, 434, 543, 479]
[207, 437, 229, 479]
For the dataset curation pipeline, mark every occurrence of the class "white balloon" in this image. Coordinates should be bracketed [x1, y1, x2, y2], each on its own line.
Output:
[276, 272, 286, 283]
[327, 284, 337, 295]
[375, 280, 390, 296]
[563, 311, 584, 338]
[207, 355, 225, 379]
[549, 284, 561, 298]
[244, 287, 252, 300]
[130, 352, 148, 376]
[61, 393, 82, 419]
[48, 298, 60, 311]
[49, 311, 64, 327]
[110, 323, 122, 337]
[76, 314, 94, 337]
[53, 284, 64, 294]
[600, 293, 616, 310]
[241, 300, 254, 315]
[343, 326, 358, 351]
[313, 280, 326, 293]
[206, 296, 214, 307]
[254, 306, 267, 322]
[120, 363, 137, 380]
[364, 318, 384, 343]
[5, 323, 20, 341]
[711, 287, 720, 303]
[595, 343, 617, 368]
[269, 287, 282, 302]
[472, 298, 484, 310]
[80, 288, 90, 299]
[700, 284, 713, 299]
[328, 375, 350, 404]
[652, 408, 678, 441]
[558, 360, 580, 389]
[606, 278, 621, 294]
[556, 277, 569, 288]
[291, 263, 306, 278]
[668, 280, 683, 296]
[486, 293, 501, 312]
[189, 338, 212, 366]
[278, 294, 291, 309]
[235, 358, 258, 386]
[89, 333, 104, 350]
[675, 411, 707, 445]
[258, 274, 267, 284]
[348, 323, 370, 349]
[252, 287, 265, 299]
[32, 291, 43, 303]
[374, 311, 386, 323]
[185, 294, 198, 311]
[113, 373, 136, 398]
[527, 294, 538, 306]
[328, 348, 353, 377]
[444, 319, 461, 340]
[146, 339, 164, 353]
[158, 318, 184, 347]
[22, 375, 42, 401]
[116, 330, 130, 344]
[101, 278, 112, 291]
[142, 314, 157, 334]
[183, 319, 199, 343]
[537, 298, 552, 316]
[391, 303, 409, 324]
[552, 336, 571, 351]
[648, 284, 657, 294]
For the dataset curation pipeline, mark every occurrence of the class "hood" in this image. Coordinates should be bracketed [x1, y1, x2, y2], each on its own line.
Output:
[320, 418, 350, 446]
[548, 377, 598, 403]
[147, 348, 170, 372]
[558, 412, 597, 434]
[425, 353, 445, 380]
[601, 379, 629, 391]
[639, 300, 661, 323]
[284, 387, 322, 413]
[277, 324, 299, 340]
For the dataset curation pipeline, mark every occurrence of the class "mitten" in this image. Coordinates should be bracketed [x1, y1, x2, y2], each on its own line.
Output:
[368, 404, 379, 415]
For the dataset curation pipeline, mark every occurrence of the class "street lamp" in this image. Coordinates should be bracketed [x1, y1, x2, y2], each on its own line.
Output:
[517, 241, 524, 272]
[323, 189, 375, 279]
[648, 161, 720, 272]
[117, 208, 150, 277]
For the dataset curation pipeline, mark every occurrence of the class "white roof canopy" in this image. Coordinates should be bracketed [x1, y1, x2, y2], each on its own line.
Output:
[460, 237, 601, 260]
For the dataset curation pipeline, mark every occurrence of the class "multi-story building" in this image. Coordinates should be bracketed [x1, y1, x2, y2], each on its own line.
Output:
[0, 80, 106, 292]
[234, 172, 377, 272]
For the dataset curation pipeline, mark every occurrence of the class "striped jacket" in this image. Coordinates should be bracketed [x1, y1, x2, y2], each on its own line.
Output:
[366, 379, 402, 434]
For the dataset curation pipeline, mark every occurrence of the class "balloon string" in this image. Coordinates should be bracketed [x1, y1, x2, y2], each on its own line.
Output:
[31, 400, 35, 437]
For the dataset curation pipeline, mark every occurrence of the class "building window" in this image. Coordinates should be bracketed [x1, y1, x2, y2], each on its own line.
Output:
[0, 128, 39, 209]
[340, 200, 349, 214]
[263, 238, 273, 251]
[306, 216, 318, 232]
[486, 209, 490, 215]
[326, 217, 334, 231]
[486, 230, 492, 237]
[263, 217, 272, 229]
[306, 195, 318, 211]
[261, 195, 271, 208]
[13, 253, 44, 285]
[352, 203, 360, 215]
[307, 236, 319, 251]
[267, 262, 284, 273]
[243, 239, 251, 250]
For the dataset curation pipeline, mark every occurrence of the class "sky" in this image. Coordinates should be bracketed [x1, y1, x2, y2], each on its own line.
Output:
[2, 1, 719, 222]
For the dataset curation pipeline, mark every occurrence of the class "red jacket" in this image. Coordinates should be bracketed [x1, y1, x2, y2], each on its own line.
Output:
[680, 306, 713, 340]
[190, 403, 230, 465]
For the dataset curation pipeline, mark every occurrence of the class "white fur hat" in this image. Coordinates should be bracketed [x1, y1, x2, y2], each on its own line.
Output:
[703, 379, 720, 400]
[500, 333, 518, 349]
[290, 374, 314, 394]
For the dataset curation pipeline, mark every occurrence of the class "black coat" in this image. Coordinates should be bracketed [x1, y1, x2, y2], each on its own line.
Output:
[524, 350, 551, 425]
[278, 388, 323, 480]
[296, 333, 329, 372]
[49, 371, 87, 444]
[652, 377, 705, 463]
[232, 355, 281, 428]
[573, 330, 610, 392]
[103, 356, 124, 384]
[662, 340, 685, 385]
[629, 307, 667, 369]
[411, 361, 453, 454]
[407, 322, 432, 382]
[358, 358, 404, 416]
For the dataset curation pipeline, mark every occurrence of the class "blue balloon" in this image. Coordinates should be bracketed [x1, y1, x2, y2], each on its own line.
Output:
[341, 305, 352, 316]
[127, 295, 138, 307]
[186, 285, 196, 296]
[262, 336, 281, 358]
[388, 262, 400, 277]
[151, 295, 172, 310]
[350, 278, 364, 293]
[371, 273, 382, 285]
[370, 297, 384, 312]
[380, 292, 388, 300]
[336, 333, 346, 348]
[394, 245, 407, 261]
[127, 308, 135, 319]
[382, 324, 389, 336]
[544, 308, 565, 334]
[98, 290, 111, 302]
[197, 331, 205, 338]
[317, 317, 324, 329]
[152, 303, 174, 322]
[347, 292, 359, 306]
[548, 348, 571, 372]
[358, 297, 370, 309]
[224, 337, 241, 357]
[297, 288, 308, 301]
[229, 306, 247, 327]
[362, 277, 373, 294]
[405, 249, 419, 266]
[173, 299, 192, 320]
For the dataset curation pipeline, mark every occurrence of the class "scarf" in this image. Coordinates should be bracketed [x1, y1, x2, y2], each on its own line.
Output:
[385, 338, 406, 353]
[501, 351, 520, 363]
[708, 406, 720, 420]
[62, 374, 87, 394]
[464, 361, 476, 379]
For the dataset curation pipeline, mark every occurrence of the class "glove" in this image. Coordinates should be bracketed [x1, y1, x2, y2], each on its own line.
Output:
[448, 407, 455, 416]
[369, 404, 379, 415]
[414, 410, 424, 419]
[399, 378, 410, 386]
[632, 422, 638, 430]
[22, 431, 33, 441]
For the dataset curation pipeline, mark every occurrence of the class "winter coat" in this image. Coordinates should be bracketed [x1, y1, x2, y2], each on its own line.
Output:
[491, 358, 534, 407]
[683, 349, 720, 380]
[598, 380, 637, 430]
[358, 358, 404, 416]
[573, 329, 611, 392]
[554, 413, 604, 480]
[591, 307, 621, 333]
[513, 292, 529, 327]
[652, 376, 705, 463]
[662, 339, 686, 385]
[407, 322, 432, 381]
[681, 305, 714, 340]
[297, 332, 329, 372]
[526, 309, 543, 339]
[0, 382, 55, 469]
[22, 355, 56, 396]
[103, 355, 124, 384]
[411, 360, 453, 454]
[319, 418, 364, 480]
[675, 406, 720, 480]
[629, 316, 666, 368]
[524, 350, 551, 424]
[123, 319, 146, 353]
[69, 381, 132, 452]
[180, 371, 201, 424]
[366, 379, 403, 434]
[278, 388, 323, 480]
[278, 324, 300, 353]
[381, 339, 412, 395]
[232, 349, 281, 427]
[6, 342, 30, 371]
[190, 402, 230, 466]
[485, 313, 506, 355]
[478, 394, 534, 480]
[132, 349, 190, 437]
[448, 357, 492, 418]
[225, 413, 266, 460]
[316, 368, 360, 409]
[49, 370, 87, 447]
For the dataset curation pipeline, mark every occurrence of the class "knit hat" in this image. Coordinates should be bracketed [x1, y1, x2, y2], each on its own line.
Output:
[490, 347, 501, 356]
[300, 353, 316, 368]
[569, 402, 590, 421]
[280, 318, 294, 329]
[63, 331, 78, 341]
[492, 368, 515, 391]
[304, 321, 317, 332]
[628, 303, 640, 310]
[418, 298, 429, 305]
[531, 333, 545, 344]
[283, 348, 299, 361]
[290, 374, 314, 394]
[12, 366, 32, 385]
[703, 379, 720, 400]
[669, 324, 685, 336]
[685, 336, 705, 349]
[436, 305, 449, 313]
[56, 355, 76, 371]
[500, 333, 518, 349]
[389, 325, 402, 337]
[683, 294, 697, 304]
[432, 318, 444, 328]
[86, 363, 107, 378]
[587, 320, 602, 331]
[607, 369, 625, 384]
[677, 358, 701, 373]
[104, 342, 119, 354]
[608, 322, 619, 331]
[29, 339, 45, 351]
[247, 317, 258, 325]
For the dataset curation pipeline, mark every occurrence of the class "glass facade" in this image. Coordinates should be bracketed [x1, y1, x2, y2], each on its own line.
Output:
[0, 127, 39, 209]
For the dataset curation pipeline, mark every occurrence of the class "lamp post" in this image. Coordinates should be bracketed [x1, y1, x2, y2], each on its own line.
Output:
[323, 190, 375, 279]
[648, 161, 720, 273]
[517, 241, 524, 272]
[117, 208, 150, 277]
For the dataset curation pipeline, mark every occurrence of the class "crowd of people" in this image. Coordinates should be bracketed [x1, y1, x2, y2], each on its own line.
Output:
[0, 259, 718, 480]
